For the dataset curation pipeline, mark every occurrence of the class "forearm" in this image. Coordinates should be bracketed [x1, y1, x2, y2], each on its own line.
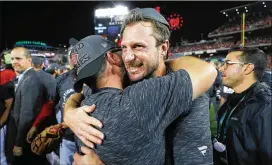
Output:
[0, 108, 11, 128]
[0, 98, 13, 128]
[63, 93, 84, 123]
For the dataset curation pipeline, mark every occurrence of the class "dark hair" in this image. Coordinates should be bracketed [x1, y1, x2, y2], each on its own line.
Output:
[228, 46, 268, 81]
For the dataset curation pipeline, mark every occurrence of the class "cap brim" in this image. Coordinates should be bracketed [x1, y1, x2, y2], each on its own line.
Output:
[110, 47, 122, 56]
[69, 38, 79, 46]
[74, 55, 105, 92]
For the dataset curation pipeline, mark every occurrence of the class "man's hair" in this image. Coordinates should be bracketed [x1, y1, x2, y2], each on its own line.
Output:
[228, 46, 268, 81]
[120, 8, 171, 47]
[13, 47, 32, 58]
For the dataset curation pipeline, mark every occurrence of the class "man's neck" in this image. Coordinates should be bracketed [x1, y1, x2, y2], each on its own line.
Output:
[33, 68, 41, 71]
[153, 61, 167, 78]
[18, 66, 32, 75]
[97, 75, 123, 90]
[232, 78, 257, 93]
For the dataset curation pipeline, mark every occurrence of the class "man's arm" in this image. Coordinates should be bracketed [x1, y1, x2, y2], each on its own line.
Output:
[166, 56, 217, 100]
[252, 104, 272, 165]
[0, 98, 13, 128]
[64, 92, 104, 148]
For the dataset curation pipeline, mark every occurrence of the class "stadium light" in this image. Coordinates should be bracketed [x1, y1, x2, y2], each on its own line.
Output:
[95, 6, 129, 18]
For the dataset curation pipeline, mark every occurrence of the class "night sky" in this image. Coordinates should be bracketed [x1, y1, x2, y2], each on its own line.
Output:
[1, 1, 252, 49]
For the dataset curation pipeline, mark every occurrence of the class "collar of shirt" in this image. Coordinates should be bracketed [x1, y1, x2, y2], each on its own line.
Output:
[17, 67, 32, 83]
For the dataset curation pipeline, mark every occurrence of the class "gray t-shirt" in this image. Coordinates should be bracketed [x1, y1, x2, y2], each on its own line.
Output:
[165, 93, 213, 165]
[76, 69, 193, 165]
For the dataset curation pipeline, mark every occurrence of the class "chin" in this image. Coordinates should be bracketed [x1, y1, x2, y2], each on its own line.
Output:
[128, 73, 145, 83]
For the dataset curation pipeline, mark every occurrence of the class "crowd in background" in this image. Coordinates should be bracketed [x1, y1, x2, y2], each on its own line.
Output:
[170, 36, 272, 53]
[209, 12, 272, 36]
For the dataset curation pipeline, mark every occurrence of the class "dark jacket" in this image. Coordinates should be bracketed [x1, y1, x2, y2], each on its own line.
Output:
[6, 68, 46, 163]
[215, 82, 271, 165]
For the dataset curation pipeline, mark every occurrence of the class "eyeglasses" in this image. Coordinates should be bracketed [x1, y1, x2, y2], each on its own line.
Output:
[221, 60, 250, 70]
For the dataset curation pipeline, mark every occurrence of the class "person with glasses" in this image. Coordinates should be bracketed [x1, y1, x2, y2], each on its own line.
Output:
[213, 46, 272, 165]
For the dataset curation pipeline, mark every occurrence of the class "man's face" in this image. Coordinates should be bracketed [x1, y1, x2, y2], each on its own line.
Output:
[121, 22, 162, 82]
[11, 49, 31, 73]
[219, 51, 245, 88]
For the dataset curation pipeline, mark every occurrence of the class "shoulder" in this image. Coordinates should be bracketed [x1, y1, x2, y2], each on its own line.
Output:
[244, 83, 271, 119]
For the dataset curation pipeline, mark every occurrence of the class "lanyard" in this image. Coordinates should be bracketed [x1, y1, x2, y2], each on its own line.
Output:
[217, 94, 247, 140]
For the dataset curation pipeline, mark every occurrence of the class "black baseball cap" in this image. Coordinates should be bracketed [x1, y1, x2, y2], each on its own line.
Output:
[31, 54, 45, 65]
[134, 8, 170, 28]
[73, 35, 121, 92]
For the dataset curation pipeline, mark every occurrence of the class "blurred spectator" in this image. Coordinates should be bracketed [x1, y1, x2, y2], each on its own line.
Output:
[45, 63, 60, 78]
[59, 66, 69, 75]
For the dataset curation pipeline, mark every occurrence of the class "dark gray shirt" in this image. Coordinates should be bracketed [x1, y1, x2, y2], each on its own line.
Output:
[165, 94, 213, 165]
[36, 70, 56, 101]
[77, 69, 193, 165]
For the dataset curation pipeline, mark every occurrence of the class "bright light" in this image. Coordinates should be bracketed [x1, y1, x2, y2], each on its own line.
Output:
[237, 12, 239, 14]
[245, 7, 247, 9]
[264, 5, 266, 7]
[223, 12, 225, 14]
[226, 14, 228, 17]
[236, 9, 238, 11]
[263, 2, 265, 4]
[246, 10, 248, 12]
[95, 6, 128, 18]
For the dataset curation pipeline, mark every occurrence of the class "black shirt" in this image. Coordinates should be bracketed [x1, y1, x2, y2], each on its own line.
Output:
[0, 81, 14, 118]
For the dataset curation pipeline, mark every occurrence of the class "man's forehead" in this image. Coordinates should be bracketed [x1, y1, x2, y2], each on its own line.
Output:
[226, 51, 243, 60]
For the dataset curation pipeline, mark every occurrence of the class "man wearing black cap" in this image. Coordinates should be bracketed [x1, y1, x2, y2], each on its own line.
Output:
[26, 54, 57, 143]
[45, 63, 60, 78]
[65, 34, 216, 165]
[66, 8, 213, 165]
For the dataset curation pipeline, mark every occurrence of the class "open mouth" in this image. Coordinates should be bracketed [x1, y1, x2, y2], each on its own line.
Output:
[126, 62, 144, 74]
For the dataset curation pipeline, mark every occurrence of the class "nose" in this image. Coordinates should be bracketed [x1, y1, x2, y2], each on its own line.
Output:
[123, 49, 136, 63]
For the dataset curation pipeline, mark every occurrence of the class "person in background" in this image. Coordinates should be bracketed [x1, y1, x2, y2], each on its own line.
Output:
[6, 47, 47, 165]
[59, 65, 69, 75]
[0, 51, 16, 165]
[214, 47, 271, 165]
[45, 63, 60, 78]
[261, 52, 271, 88]
[26, 54, 57, 142]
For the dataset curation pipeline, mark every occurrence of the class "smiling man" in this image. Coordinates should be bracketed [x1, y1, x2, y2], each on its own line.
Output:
[6, 47, 47, 165]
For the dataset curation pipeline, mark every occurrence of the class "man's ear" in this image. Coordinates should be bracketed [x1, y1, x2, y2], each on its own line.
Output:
[106, 52, 122, 67]
[160, 40, 169, 59]
[243, 63, 255, 75]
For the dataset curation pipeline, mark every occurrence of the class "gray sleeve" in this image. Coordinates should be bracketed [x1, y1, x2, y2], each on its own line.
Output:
[125, 69, 193, 138]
